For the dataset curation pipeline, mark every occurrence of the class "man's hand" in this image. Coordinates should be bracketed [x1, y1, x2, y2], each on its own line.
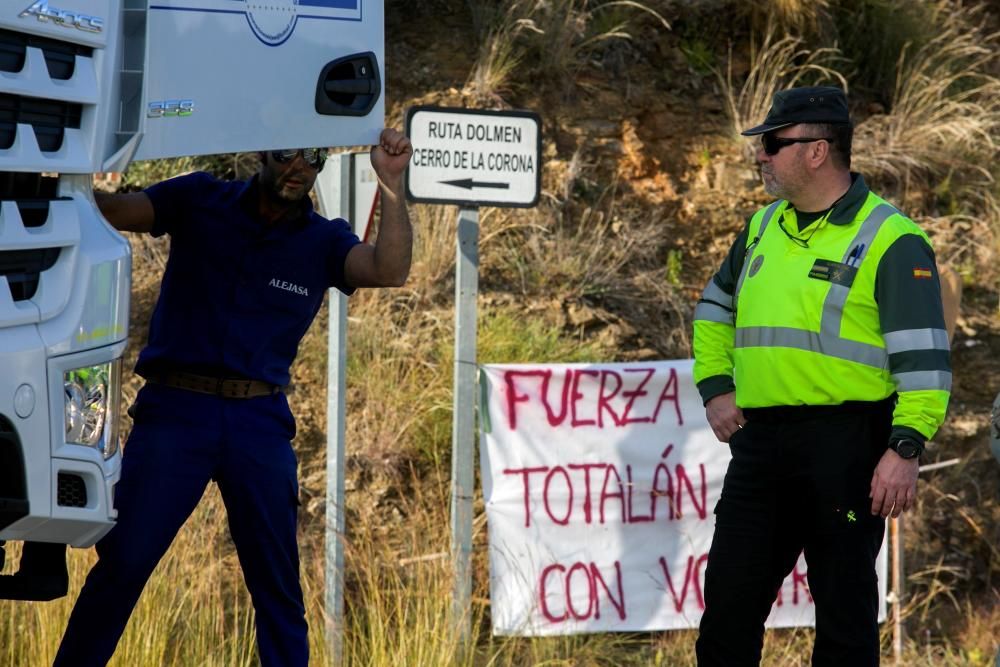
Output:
[344, 128, 414, 289]
[705, 392, 745, 443]
[869, 449, 919, 518]
[370, 128, 412, 194]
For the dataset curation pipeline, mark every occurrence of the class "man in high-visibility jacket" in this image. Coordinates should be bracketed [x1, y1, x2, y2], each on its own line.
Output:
[693, 86, 950, 666]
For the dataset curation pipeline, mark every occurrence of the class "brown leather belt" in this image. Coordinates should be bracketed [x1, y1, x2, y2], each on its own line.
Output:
[145, 371, 282, 399]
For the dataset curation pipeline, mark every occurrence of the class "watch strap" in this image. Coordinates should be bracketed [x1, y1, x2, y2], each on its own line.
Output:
[890, 437, 923, 458]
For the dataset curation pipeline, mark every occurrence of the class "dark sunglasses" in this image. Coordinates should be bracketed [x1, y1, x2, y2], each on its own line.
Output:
[271, 148, 327, 169]
[761, 135, 832, 156]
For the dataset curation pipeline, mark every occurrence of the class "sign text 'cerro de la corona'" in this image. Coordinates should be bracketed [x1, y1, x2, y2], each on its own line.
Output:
[405, 106, 541, 208]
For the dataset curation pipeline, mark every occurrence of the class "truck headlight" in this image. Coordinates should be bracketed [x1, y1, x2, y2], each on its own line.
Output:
[64, 359, 122, 459]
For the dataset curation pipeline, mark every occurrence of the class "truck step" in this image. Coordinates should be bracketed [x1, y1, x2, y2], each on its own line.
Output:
[0, 541, 68, 601]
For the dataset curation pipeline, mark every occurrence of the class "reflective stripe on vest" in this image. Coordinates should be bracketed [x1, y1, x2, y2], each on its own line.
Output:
[733, 202, 899, 368]
[735, 326, 887, 368]
[734, 200, 782, 308]
[695, 280, 735, 324]
[700, 279, 733, 310]
[883, 327, 950, 354]
[820, 204, 897, 338]
[892, 370, 953, 392]
[694, 301, 733, 324]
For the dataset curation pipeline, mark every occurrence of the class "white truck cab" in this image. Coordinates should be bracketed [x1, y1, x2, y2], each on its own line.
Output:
[0, 0, 383, 599]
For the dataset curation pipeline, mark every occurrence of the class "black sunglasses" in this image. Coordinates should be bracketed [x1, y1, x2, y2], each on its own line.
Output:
[271, 148, 327, 169]
[761, 135, 832, 156]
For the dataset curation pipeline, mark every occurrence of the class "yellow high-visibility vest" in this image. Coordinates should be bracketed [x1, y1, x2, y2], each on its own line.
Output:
[693, 191, 950, 439]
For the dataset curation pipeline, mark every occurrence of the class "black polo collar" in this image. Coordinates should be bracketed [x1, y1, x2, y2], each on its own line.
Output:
[826, 172, 870, 226]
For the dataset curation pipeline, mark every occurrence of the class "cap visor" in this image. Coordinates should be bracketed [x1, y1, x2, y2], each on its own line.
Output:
[740, 122, 794, 136]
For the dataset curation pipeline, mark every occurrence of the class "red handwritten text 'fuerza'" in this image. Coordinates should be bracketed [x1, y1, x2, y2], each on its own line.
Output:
[502, 367, 684, 430]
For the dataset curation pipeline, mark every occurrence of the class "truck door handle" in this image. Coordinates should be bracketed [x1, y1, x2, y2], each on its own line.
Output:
[315, 52, 380, 117]
[324, 79, 376, 96]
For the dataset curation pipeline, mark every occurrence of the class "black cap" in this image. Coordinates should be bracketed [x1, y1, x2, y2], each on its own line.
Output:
[741, 86, 851, 136]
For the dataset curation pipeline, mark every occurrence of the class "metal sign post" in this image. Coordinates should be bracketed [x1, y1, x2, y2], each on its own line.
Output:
[325, 282, 348, 667]
[405, 106, 541, 646]
[451, 207, 479, 647]
[314, 151, 379, 665]
[891, 516, 904, 663]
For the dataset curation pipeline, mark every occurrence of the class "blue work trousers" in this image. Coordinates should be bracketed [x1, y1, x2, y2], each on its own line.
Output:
[54, 383, 307, 667]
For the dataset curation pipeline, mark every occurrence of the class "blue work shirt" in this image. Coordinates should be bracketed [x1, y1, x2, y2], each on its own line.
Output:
[135, 171, 361, 386]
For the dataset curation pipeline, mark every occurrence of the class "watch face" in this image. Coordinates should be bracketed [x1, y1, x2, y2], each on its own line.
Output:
[895, 441, 921, 459]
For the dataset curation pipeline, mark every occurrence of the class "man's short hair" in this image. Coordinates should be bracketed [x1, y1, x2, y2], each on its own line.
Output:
[803, 123, 853, 170]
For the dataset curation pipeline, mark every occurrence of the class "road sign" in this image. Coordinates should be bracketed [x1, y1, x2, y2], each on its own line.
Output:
[315, 151, 379, 241]
[405, 106, 541, 208]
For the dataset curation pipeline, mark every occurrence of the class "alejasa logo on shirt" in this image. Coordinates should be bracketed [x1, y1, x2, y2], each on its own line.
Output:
[269, 278, 309, 296]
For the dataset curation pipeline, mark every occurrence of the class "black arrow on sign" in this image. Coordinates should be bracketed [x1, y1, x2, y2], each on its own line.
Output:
[440, 178, 510, 190]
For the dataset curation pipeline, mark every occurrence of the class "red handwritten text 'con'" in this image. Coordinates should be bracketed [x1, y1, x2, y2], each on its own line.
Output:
[539, 560, 626, 623]
[503, 367, 684, 430]
[537, 556, 813, 624]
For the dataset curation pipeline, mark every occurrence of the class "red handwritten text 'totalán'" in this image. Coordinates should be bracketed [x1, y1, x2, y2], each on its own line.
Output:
[503, 445, 707, 527]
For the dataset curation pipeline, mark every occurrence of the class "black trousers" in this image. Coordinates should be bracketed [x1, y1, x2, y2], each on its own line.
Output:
[696, 399, 893, 667]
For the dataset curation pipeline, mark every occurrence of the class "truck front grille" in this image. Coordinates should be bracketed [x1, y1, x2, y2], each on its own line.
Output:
[0, 248, 61, 301]
[0, 172, 66, 299]
[0, 28, 94, 81]
[56, 473, 87, 508]
[0, 172, 58, 200]
[0, 93, 82, 152]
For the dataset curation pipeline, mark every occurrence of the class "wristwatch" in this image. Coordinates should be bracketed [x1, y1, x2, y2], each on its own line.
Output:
[889, 437, 922, 459]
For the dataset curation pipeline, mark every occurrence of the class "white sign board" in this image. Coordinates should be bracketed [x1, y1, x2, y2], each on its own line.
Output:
[479, 360, 888, 636]
[137, 0, 384, 160]
[405, 107, 541, 208]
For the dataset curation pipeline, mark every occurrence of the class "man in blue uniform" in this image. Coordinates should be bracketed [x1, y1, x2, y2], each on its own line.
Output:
[53, 128, 413, 667]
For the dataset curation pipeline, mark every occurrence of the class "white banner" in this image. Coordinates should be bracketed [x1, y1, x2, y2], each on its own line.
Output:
[479, 360, 887, 636]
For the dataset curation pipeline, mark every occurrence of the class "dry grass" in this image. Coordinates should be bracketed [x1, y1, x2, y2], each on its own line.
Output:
[918, 210, 999, 282]
[463, 1, 537, 106]
[756, 0, 832, 34]
[847, 0, 1000, 284]
[2, 490, 272, 666]
[464, 0, 669, 97]
[4, 479, 996, 666]
[852, 1, 1000, 186]
[533, 0, 670, 80]
[406, 203, 459, 289]
[338, 501, 475, 667]
[717, 22, 847, 152]
[713, 0, 1000, 280]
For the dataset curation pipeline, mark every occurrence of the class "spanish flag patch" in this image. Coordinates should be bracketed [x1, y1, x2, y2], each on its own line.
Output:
[913, 267, 933, 279]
